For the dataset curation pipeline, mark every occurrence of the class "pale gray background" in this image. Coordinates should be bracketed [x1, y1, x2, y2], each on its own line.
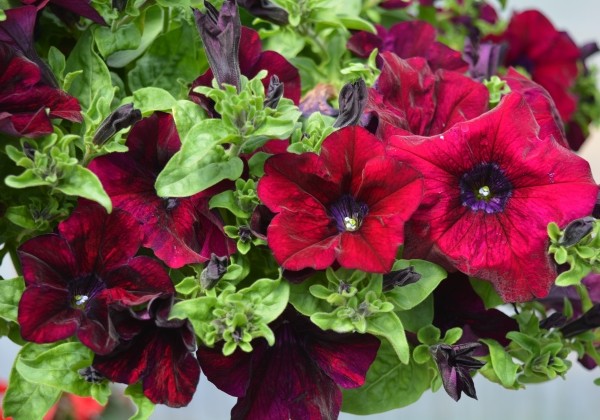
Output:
[2, 0, 600, 418]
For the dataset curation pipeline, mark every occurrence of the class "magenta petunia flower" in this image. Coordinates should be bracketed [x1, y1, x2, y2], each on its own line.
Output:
[17, 200, 174, 354]
[191, 26, 301, 116]
[257, 125, 423, 273]
[20, 0, 106, 25]
[197, 308, 380, 419]
[347, 21, 468, 72]
[0, 44, 82, 137]
[387, 93, 598, 302]
[366, 53, 489, 139]
[487, 10, 580, 121]
[89, 112, 235, 269]
[93, 295, 200, 407]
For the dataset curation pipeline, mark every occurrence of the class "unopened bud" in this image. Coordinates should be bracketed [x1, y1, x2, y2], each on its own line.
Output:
[559, 216, 595, 247]
[333, 78, 367, 129]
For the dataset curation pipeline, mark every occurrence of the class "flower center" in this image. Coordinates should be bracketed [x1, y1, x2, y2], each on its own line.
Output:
[329, 195, 369, 232]
[69, 274, 106, 311]
[459, 162, 512, 214]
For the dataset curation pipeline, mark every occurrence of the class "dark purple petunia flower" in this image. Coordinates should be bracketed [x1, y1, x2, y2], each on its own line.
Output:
[197, 308, 380, 419]
[430, 342, 485, 401]
[191, 26, 301, 116]
[21, 0, 107, 25]
[89, 112, 235, 269]
[433, 272, 518, 348]
[17, 200, 174, 355]
[93, 295, 200, 407]
[0, 44, 82, 137]
[347, 21, 468, 72]
[0, 6, 57, 86]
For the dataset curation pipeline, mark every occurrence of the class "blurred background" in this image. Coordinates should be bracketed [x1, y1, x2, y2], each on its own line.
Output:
[1, 0, 600, 419]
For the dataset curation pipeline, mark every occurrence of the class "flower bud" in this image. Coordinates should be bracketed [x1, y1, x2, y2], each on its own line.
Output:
[92, 103, 142, 145]
[558, 216, 595, 247]
[237, 0, 289, 25]
[382, 266, 421, 291]
[333, 78, 367, 128]
[200, 253, 229, 290]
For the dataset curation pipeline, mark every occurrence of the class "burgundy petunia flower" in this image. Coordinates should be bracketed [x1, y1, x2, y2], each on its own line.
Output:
[347, 21, 468, 72]
[0, 44, 82, 137]
[197, 308, 380, 419]
[387, 93, 598, 302]
[366, 53, 489, 139]
[17, 200, 174, 354]
[487, 10, 580, 121]
[93, 295, 200, 407]
[21, 0, 106, 25]
[191, 26, 300, 116]
[433, 272, 518, 348]
[89, 112, 235, 269]
[257, 125, 423, 273]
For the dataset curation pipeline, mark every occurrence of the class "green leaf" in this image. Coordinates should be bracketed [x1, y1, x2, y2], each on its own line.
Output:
[133, 87, 178, 114]
[470, 277, 504, 309]
[0, 277, 24, 322]
[480, 338, 518, 388]
[385, 259, 447, 310]
[54, 165, 112, 213]
[243, 278, 289, 323]
[125, 383, 155, 420]
[128, 18, 206, 97]
[47, 46, 66, 83]
[107, 5, 164, 68]
[395, 294, 434, 333]
[155, 120, 243, 197]
[172, 99, 206, 139]
[3, 360, 61, 420]
[289, 273, 333, 316]
[94, 23, 142, 59]
[366, 312, 409, 364]
[15, 342, 110, 405]
[65, 29, 113, 112]
[341, 339, 431, 414]
[5, 170, 51, 189]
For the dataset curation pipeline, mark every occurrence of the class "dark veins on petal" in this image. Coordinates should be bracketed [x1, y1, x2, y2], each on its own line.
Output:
[459, 162, 512, 213]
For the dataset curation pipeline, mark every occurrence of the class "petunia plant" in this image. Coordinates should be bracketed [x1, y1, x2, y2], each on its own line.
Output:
[1, 0, 600, 419]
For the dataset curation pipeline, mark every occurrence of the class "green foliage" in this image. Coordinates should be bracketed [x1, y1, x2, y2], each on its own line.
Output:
[170, 276, 289, 355]
[341, 339, 432, 415]
[484, 76, 511, 107]
[125, 383, 156, 420]
[470, 277, 505, 309]
[0, 277, 24, 323]
[287, 111, 335, 154]
[548, 220, 600, 286]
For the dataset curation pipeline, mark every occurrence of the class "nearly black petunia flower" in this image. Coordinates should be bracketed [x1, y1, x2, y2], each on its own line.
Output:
[89, 112, 235, 268]
[0, 43, 82, 137]
[17, 200, 174, 354]
[20, 0, 107, 25]
[430, 342, 485, 401]
[197, 308, 380, 419]
[93, 295, 200, 407]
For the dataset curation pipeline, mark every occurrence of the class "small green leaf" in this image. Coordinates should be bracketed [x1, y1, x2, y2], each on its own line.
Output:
[94, 23, 142, 59]
[125, 383, 155, 420]
[366, 312, 409, 364]
[133, 87, 177, 114]
[480, 338, 518, 388]
[54, 165, 112, 213]
[470, 277, 504, 309]
[47, 46, 66, 83]
[386, 259, 447, 310]
[0, 277, 25, 323]
[172, 100, 206, 139]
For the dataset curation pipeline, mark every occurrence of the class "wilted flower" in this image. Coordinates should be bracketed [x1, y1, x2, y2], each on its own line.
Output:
[430, 342, 485, 401]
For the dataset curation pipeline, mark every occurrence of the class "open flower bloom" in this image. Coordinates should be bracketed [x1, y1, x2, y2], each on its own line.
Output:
[93, 295, 200, 407]
[387, 93, 598, 302]
[191, 26, 301, 115]
[487, 10, 580, 121]
[89, 112, 235, 268]
[0, 43, 81, 137]
[197, 309, 380, 419]
[258, 125, 423, 273]
[348, 21, 468, 72]
[20, 0, 106, 25]
[17, 200, 174, 354]
[366, 53, 489, 139]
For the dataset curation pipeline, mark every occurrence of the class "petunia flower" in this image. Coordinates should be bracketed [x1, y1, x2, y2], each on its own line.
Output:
[347, 21, 468, 72]
[197, 308, 380, 419]
[191, 26, 301, 116]
[430, 342, 485, 401]
[257, 125, 423, 273]
[17, 200, 174, 354]
[89, 112, 235, 269]
[0, 44, 82, 137]
[93, 295, 200, 407]
[366, 53, 489, 139]
[433, 272, 518, 348]
[487, 10, 580, 121]
[20, 0, 107, 25]
[387, 93, 598, 302]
